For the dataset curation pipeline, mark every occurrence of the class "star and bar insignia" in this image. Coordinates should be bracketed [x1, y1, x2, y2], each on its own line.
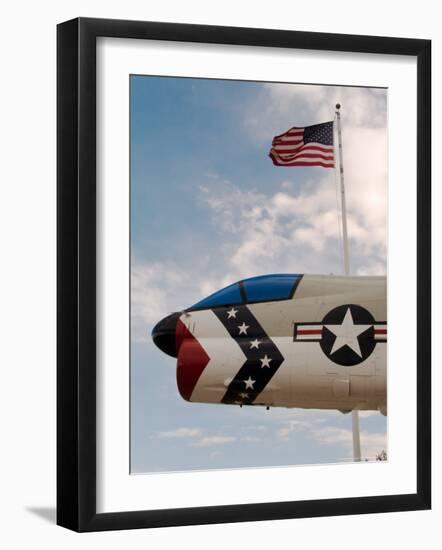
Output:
[294, 304, 387, 366]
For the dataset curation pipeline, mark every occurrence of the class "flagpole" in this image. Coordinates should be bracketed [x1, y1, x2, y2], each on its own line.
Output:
[335, 103, 361, 462]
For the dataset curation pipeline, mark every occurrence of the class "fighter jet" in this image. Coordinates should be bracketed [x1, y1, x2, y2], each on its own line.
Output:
[152, 274, 387, 415]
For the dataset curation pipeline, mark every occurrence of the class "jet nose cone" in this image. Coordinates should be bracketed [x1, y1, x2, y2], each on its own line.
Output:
[151, 312, 180, 357]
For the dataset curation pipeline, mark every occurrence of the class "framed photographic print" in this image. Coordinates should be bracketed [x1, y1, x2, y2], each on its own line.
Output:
[57, 17, 431, 532]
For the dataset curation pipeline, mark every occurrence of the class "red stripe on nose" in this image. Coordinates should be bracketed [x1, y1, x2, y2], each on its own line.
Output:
[175, 317, 189, 352]
[176, 319, 210, 401]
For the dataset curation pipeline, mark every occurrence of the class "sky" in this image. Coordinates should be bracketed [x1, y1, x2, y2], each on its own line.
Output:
[130, 75, 388, 474]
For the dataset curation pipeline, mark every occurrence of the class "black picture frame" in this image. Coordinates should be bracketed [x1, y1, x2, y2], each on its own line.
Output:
[57, 17, 431, 532]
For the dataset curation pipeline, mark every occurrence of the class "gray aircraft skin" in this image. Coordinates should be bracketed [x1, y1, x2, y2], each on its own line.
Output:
[152, 274, 387, 416]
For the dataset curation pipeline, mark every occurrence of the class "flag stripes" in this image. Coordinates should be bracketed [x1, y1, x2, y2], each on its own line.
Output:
[269, 121, 335, 168]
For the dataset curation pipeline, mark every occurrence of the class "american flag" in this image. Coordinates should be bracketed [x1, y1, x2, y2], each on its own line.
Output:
[269, 121, 335, 168]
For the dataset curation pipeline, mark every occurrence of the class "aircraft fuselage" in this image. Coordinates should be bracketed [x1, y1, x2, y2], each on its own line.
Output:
[152, 274, 387, 415]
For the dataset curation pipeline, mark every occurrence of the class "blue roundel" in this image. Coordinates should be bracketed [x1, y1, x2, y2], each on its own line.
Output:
[189, 274, 302, 310]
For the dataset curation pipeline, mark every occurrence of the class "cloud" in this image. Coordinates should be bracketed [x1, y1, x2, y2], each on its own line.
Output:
[312, 426, 387, 460]
[156, 428, 202, 439]
[276, 420, 313, 441]
[156, 428, 260, 447]
[131, 261, 181, 325]
[199, 168, 386, 280]
[239, 83, 387, 277]
[241, 425, 266, 432]
[131, 260, 209, 341]
[273, 410, 387, 460]
[192, 436, 236, 447]
[358, 410, 381, 418]
[244, 83, 387, 144]
[132, 84, 387, 344]
[313, 426, 354, 446]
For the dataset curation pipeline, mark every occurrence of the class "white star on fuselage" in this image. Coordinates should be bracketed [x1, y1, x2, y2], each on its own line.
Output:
[325, 307, 372, 357]
[244, 377, 255, 390]
[260, 355, 272, 368]
[238, 322, 250, 335]
[227, 307, 238, 319]
[250, 339, 261, 349]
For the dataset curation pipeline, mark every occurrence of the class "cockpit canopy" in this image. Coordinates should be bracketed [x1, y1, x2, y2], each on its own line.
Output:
[188, 274, 302, 310]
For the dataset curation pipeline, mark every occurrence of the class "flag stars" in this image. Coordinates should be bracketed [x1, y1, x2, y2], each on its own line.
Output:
[239, 392, 249, 399]
[270, 121, 334, 167]
[238, 322, 250, 335]
[244, 377, 255, 390]
[260, 355, 272, 368]
[227, 307, 238, 319]
[249, 339, 261, 349]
